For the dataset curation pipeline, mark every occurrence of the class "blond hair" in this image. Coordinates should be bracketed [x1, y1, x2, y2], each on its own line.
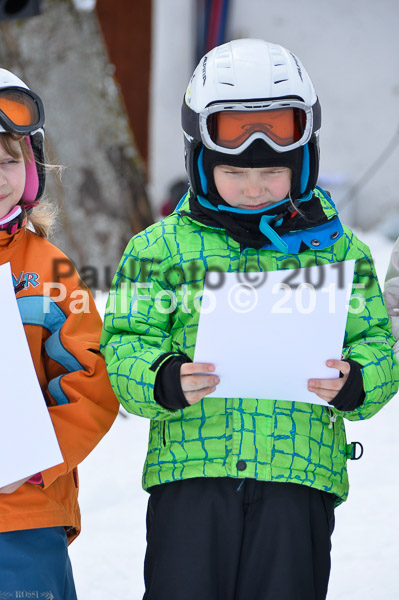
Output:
[0, 133, 57, 239]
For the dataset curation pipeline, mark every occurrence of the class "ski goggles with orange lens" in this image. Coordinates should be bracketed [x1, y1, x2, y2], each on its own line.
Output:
[0, 87, 44, 135]
[199, 100, 314, 154]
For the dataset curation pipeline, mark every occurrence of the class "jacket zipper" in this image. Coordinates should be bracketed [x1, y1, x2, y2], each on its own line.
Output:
[327, 408, 337, 429]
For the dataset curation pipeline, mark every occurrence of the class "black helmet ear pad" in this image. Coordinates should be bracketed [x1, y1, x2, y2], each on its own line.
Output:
[304, 137, 320, 196]
[184, 136, 205, 197]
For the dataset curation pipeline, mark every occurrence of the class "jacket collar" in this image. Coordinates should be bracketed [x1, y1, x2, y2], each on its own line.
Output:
[175, 186, 343, 253]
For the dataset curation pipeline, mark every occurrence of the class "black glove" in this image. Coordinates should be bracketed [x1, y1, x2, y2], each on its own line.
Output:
[329, 358, 365, 412]
[154, 355, 192, 410]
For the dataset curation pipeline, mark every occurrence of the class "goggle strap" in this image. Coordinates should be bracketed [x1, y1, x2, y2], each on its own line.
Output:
[182, 99, 201, 140]
[313, 97, 321, 132]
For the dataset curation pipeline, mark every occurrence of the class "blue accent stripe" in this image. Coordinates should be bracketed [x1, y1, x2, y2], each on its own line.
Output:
[17, 296, 66, 333]
[17, 295, 84, 406]
[298, 190, 313, 203]
[175, 191, 189, 211]
[197, 147, 208, 194]
[48, 376, 70, 405]
[45, 329, 83, 373]
[300, 143, 310, 194]
[198, 195, 218, 211]
[259, 216, 289, 253]
[217, 196, 289, 215]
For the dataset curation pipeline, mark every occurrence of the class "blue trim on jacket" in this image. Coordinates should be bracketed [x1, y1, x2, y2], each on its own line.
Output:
[17, 295, 84, 405]
[17, 296, 66, 333]
[45, 330, 83, 373]
[47, 376, 70, 406]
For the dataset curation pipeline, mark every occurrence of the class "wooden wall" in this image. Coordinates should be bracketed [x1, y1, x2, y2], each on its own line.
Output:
[96, 0, 152, 172]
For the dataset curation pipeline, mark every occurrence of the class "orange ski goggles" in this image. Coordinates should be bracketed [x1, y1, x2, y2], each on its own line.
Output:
[199, 100, 313, 154]
[0, 87, 44, 135]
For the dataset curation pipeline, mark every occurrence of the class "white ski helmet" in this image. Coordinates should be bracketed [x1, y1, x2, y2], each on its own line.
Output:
[181, 38, 321, 200]
[0, 68, 46, 208]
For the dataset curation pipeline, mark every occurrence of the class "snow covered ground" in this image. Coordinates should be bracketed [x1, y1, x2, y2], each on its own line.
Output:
[69, 230, 399, 599]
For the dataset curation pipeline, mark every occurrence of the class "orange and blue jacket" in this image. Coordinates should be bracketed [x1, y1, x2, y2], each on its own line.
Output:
[0, 226, 119, 542]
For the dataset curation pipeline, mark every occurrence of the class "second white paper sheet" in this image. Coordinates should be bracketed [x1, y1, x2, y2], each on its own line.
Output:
[194, 260, 356, 406]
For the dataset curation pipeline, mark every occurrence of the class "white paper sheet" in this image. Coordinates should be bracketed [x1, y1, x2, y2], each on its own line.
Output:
[0, 262, 63, 487]
[194, 260, 356, 405]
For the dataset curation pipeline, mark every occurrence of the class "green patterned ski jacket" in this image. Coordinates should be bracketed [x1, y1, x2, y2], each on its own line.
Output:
[101, 188, 399, 503]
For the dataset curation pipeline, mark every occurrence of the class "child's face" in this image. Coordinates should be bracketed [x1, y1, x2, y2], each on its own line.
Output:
[213, 165, 292, 210]
[0, 138, 26, 220]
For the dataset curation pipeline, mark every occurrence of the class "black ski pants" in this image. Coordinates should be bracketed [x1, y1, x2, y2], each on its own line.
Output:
[143, 477, 335, 600]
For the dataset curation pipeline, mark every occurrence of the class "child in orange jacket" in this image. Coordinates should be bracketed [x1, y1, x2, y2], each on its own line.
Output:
[0, 68, 119, 597]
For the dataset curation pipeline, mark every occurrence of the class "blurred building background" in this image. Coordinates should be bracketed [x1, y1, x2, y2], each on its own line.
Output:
[150, 0, 399, 235]
[1, 0, 398, 288]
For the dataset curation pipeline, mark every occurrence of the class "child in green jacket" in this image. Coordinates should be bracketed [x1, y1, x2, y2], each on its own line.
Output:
[101, 39, 399, 600]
